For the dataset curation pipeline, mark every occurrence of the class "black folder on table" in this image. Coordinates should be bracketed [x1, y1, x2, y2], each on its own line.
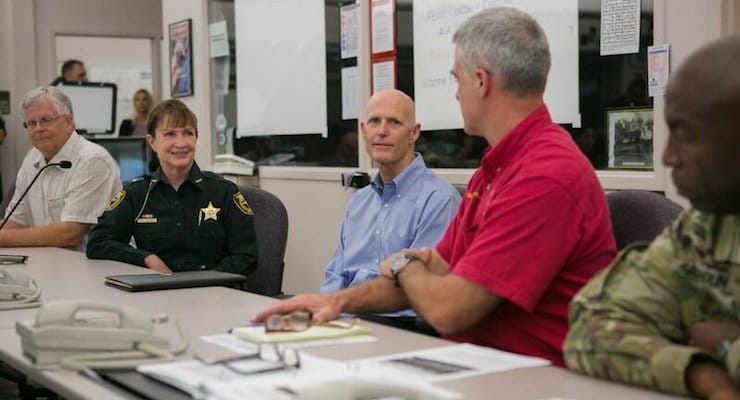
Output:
[96, 370, 191, 400]
[104, 270, 245, 292]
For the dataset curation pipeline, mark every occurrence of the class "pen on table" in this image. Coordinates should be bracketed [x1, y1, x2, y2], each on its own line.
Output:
[80, 367, 103, 383]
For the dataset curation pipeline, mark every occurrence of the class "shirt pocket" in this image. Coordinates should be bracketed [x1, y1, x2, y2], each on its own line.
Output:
[194, 221, 226, 240]
[133, 223, 169, 250]
[48, 197, 64, 222]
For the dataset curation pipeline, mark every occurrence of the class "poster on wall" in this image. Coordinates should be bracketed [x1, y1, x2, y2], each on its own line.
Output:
[169, 19, 194, 98]
[607, 108, 654, 170]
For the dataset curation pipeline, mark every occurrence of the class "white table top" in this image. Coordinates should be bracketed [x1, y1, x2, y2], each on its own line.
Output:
[0, 247, 684, 400]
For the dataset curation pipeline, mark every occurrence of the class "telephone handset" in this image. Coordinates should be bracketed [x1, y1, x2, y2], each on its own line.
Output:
[0, 266, 42, 310]
[16, 299, 188, 370]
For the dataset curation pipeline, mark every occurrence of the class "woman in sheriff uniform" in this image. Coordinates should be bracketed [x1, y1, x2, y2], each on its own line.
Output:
[87, 99, 257, 276]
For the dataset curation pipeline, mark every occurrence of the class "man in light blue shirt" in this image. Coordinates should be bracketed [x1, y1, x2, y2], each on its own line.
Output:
[321, 89, 460, 325]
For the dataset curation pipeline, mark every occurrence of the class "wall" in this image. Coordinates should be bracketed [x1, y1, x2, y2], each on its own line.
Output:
[0, 0, 162, 197]
[161, 0, 213, 169]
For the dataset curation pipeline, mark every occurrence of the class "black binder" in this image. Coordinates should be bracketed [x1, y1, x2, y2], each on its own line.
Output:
[105, 270, 245, 292]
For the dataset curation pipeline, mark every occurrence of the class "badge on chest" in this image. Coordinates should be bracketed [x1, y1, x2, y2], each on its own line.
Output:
[136, 214, 158, 224]
[199, 202, 221, 225]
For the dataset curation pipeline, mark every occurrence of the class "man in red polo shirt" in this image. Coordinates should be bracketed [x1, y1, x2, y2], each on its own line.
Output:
[253, 7, 616, 366]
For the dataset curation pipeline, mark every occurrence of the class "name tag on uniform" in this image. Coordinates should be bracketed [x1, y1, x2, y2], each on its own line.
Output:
[136, 214, 158, 224]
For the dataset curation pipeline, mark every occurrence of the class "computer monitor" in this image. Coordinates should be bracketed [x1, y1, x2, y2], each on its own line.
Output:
[91, 137, 149, 182]
[58, 82, 117, 135]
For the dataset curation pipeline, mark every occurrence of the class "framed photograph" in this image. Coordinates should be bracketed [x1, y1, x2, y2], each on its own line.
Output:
[169, 19, 193, 97]
[607, 107, 654, 170]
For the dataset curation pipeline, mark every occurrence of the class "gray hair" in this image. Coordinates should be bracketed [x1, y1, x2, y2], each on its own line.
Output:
[21, 86, 74, 116]
[453, 7, 550, 96]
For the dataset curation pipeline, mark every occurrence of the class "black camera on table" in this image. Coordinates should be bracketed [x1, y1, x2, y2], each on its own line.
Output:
[341, 171, 370, 189]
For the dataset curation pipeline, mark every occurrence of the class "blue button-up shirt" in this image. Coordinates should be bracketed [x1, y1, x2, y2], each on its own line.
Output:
[321, 155, 461, 315]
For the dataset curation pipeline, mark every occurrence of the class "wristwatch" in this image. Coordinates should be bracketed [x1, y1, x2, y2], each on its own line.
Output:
[390, 254, 420, 286]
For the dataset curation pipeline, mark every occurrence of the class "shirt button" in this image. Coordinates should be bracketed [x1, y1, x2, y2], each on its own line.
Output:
[486, 183, 492, 190]
[173, 200, 180, 206]
[375, 259, 380, 264]
[384, 203, 389, 207]
[375, 230, 380, 235]
[496, 167, 502, 173]
[176, 222, 182, 227]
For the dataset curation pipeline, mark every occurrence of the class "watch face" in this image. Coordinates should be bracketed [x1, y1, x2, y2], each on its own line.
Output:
[391, 255, 409, 275]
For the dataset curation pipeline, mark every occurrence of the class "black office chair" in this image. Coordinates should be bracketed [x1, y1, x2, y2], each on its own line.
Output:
[453, 184, 467, 197]
[606, 190, 684, 250]
[238, 185, 289, 297]
[0, 181, 14, 217]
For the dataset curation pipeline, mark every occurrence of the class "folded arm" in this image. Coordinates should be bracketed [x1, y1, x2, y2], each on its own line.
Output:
[0, 220, 90, 248]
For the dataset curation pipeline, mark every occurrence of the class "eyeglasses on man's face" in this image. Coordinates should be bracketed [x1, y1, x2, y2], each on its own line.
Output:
[22, 115, 67, 130]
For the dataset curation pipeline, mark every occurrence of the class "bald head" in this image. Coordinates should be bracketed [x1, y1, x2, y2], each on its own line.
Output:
[668, 33, 740, 121]
[366, 89, 416, 124]
[663, 33, 740, 213]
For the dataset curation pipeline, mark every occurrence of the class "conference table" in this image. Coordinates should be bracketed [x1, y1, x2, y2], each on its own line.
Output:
[0, 247, 684, 399]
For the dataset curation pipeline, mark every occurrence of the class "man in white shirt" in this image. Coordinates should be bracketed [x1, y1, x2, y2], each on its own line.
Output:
[0, 86, 121, 249]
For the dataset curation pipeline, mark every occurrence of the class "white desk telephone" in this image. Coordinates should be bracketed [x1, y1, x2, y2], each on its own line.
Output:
[213, 153, 255, 176]
[16, 299, 188, 370]
[0, 266, 42, 310]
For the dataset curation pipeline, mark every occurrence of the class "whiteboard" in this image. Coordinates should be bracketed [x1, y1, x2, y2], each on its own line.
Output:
[413, 0, 580, 131]
[235, 0, 327, 137]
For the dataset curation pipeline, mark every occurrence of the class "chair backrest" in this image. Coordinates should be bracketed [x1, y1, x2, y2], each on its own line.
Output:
[238, 185, 288, 296]
[453, 184, 467, 197]
[0, 181, 15, 217]
[606, 190, 683, 250]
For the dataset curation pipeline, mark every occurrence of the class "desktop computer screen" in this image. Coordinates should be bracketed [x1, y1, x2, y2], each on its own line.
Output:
[91, 137, 149, 182]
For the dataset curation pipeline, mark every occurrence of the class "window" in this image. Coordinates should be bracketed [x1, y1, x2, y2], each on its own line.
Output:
[208, 0, 358, 167]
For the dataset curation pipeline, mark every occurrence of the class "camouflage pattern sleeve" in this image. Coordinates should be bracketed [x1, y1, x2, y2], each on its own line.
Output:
[564, 212, 712, 396]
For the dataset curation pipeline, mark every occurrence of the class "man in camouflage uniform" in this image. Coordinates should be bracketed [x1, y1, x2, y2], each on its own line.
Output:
[564, 33, 740, 398]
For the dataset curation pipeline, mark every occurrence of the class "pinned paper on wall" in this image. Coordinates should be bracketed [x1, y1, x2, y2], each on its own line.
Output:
[647, 44, 669, 97]
[372, 59, 396, 93]
[341, 66, 359, 120]
[209, 21, 230, 58]
[340, 3, 359, 59]
[600, 0, 641, 56]
[371, 0, 395, 54]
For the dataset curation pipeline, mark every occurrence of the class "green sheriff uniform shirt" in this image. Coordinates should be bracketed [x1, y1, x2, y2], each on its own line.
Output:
[564, 209, 740, 396]
[87, 162, 258, 276]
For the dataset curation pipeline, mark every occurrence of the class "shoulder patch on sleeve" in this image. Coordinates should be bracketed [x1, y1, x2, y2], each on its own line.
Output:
[106, 189, 126, 212]
[233, 191, 253, 215]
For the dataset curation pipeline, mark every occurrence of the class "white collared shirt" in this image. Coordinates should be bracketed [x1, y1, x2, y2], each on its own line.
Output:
[5, 132, 122, 248]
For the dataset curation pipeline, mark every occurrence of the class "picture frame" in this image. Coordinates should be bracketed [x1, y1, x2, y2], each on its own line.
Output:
[607, 107, 654, 170]
[169, 19, 193, 98]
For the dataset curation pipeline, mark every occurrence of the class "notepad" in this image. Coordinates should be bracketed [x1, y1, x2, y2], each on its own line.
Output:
[105, 270, 245, 292]
[232, 324, 372, 344]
